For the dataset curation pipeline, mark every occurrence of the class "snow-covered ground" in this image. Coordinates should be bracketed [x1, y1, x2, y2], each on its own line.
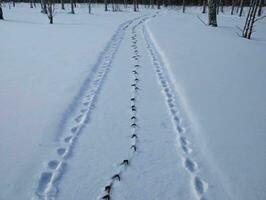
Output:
[0, 4, 265, 200]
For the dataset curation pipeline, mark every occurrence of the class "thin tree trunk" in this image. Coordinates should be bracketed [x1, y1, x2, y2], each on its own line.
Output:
[157, 0, 161, 9]
[220, 0, 224, 12]
[247, 0, 259, 38]
[70, 0, 75, 14]
[0, 3, 4, 20]
[202, 0, 207, 13]
[88, 0, 91, 13]
[239, 0, 244, 16]
[217, 0, 220, 15]
[231, 0, 235, 15]
[47, 0, 53, 24]
[104, 0, 108, 11]
[182, 0, 185, 13]
[243, 0, 256, 38]
[257, 0, 262, 16]
[61, 0, 65, 9]
[208, 0, 218, 26]
[134, 0, 137, 11]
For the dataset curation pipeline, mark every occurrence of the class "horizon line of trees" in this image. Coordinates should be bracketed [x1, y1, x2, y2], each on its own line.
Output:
[0, 0, 265, 39]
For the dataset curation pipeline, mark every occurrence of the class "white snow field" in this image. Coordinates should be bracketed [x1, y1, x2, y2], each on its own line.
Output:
[0, 4, 266, 200]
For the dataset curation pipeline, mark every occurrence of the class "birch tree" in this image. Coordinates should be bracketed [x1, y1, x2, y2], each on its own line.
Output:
[0, 0, 3, 20]
[242, 0, 259, 39]
[208, 0, 218, 26]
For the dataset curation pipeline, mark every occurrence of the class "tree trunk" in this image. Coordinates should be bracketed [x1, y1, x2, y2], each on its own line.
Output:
[220, 0, 224, 12]
[61, 0, 65, 9]
[88, 0, 91, 13]
[104, 0, 108, 11]
[239, 0, 244, 16]
[208, 0, 218, 26]
[247, 0, 259, 39]
[70, 0, 75, 14]
[41, 0, 48, 14]
[202, 0, 207, 13]
[182, 0, 185, 13]
[30, 1, 33, 8]
[257, 0, 262, 16]
[134, 0, 137, 11]
[242, 0, 259, 39]
[231, 0, 235, 15]
[217, 0, 220, 14]
[0, 5, 4, 20]
[157, 0, 161, 9]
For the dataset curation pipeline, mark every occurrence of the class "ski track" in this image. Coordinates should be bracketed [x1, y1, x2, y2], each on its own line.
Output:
[33, 15, 147, 200]
[142, 23, 208, 200]
[98, 15, 152, 200]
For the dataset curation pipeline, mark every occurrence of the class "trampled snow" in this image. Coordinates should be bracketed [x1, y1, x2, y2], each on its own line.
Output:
[0, 4, 265, 200]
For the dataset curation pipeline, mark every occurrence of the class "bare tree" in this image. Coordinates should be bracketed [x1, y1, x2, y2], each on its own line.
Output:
[239, 0, 244, 16]
[157, 0, 161, 9]
[61, 0, 65, 10]
[134, 0, 137, 11]
[104, 0, 108, 11]
[231, 0, 235, 15]
[70, 0, 75, 14]
[41, 0, 48, 14]
[257, 0, 263, 16]
[88, 0, 92, 13]
[208, 0, 218, 26]
[242, 0, 259, 39]
[30, 0, 33, 8]
[47, 0, 55, 24]
[202, 0, 207, 13]
[182, 0, 186, 13]
[0, 0, 4, 20]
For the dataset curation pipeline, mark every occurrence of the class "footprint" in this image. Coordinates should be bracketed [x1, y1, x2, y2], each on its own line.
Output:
[166, 93, 172, 98]
[57, 148, 66, 156]
[74, 115, 83, 123]
[83, 102, 90, 106]
[48, 160, 59, 169]
[171, 108, 177, 114]
[36, 172, 52, 194]
[169, 102, 175, 108]
[184, 158, 197, 172]
[180, 136, 188, 146]
[80, 109, 87, 113]
[173, 115, 180, 123]
[181, 144, 189, 154]
[177, 125, 184, 134]
[64, 136, 72, 143]
[194, 176, 206, 195]
[71, 126, 78, 133]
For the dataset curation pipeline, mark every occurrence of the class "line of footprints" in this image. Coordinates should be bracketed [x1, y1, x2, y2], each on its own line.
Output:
[143, 26, 207, 198]
[100, 22, 145, 200]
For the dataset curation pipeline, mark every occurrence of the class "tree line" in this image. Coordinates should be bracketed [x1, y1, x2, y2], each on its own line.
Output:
[0, 0, 265, 39]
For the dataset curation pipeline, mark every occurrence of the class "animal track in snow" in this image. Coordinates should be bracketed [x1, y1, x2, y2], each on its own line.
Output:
[143, 25, 208, 199]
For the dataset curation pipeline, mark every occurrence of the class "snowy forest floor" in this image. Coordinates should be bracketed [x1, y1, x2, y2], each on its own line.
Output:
[0, 4, 266, 200]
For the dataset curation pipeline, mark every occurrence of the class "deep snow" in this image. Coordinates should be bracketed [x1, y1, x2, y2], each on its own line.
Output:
[0, 4, 266, 200]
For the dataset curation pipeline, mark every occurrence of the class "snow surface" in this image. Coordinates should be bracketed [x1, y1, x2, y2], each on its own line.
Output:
[0, 4, 266, 200]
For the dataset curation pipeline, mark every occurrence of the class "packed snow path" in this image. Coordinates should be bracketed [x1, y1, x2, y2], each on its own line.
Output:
[34, 14, 207, 200]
